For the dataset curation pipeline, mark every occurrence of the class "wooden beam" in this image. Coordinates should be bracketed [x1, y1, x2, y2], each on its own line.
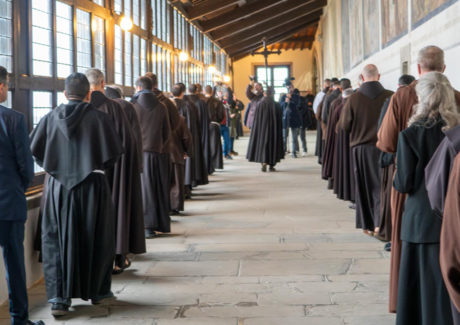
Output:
[222, 9, 322, 50]
[219, 7, 323, 48]
[200, 0, 279, 33]
[228, 19, 319, 58]
[279, 36, 316, 43]
[212, 0, 325, 41]
[187, 0, 241, 21]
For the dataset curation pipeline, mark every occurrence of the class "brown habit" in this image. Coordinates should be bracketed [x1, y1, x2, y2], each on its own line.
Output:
[338, 81, 393, 232]
[441, 153, 460, 315]
[377, 81, 460, 312]
[90, 91, 146, 255]
[322, 96, 342, 185]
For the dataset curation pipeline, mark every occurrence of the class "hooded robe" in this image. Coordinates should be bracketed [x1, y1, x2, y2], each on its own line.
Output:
[90, 91, 146, 256]
[331, 96, 355, 202]
[246, 96, 284, 166]
[174, 98, 208, 187]
[153, 89, 193, 212]
[187, 94, 211, 174]
[30, 101, 123, 302]
[205, 96, 225, 172]
[132, 91, 171, 233]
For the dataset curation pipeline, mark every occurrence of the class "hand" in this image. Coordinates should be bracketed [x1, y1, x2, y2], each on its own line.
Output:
[184, 154, 189, 159]
[230, 114, 236, 118]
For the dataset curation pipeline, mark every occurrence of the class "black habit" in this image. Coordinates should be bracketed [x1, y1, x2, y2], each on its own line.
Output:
[246, 96, 284, 166]
[205, 96, 225, 172]
[153, 89, 193, 212]
[132, 91, 172, 233]
[394, 117, 452, 325]
[174, 97, 208, 187]
[187, 94, 211, 174]
[331, 97, 355, 202]
[30, 101, 123, 303]
[90, 91, 146, 256]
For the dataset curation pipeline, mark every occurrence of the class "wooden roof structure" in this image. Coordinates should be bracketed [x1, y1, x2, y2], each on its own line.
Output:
[169, 0, 326, 60]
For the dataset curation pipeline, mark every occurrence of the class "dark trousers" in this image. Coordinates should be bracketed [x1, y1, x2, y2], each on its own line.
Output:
[300, 127, 307, 152]
[221, 125, 231, 156]
[283, 127, 289, 152]
[0, 221, 28, 325]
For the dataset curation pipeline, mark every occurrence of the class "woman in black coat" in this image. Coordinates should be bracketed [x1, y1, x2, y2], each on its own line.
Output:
[394, 72, 459, 325]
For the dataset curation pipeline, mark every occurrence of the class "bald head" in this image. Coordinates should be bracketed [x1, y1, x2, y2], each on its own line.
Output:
[361, 64, 380, 82]
[417, 45, 445, 75]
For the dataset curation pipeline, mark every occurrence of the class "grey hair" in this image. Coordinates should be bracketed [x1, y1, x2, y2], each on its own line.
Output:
[85, 68, 105, 86]
[417, 45, 445, 72]
[409, 71, 460, 130]
[342, 88, 354, 98]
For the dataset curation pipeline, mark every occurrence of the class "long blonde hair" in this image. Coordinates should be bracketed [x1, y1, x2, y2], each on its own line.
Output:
[409, 72, 460, 130]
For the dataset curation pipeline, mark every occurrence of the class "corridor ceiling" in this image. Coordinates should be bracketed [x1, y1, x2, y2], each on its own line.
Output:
[169, 0, 326, 60]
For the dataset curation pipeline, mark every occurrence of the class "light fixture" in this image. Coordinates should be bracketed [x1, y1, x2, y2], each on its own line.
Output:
[208, 65, 216, 74]
[120, 16, 133, 31]
[179, 51, 189, 62]
[223, 75, 231, 83]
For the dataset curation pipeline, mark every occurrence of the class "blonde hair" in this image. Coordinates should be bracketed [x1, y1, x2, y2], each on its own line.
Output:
[409, 72, 460, 130]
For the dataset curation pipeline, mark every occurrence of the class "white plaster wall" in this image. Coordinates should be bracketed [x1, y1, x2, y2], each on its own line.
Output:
[0, 197, 43, 304]
[323, 1, 460, 91]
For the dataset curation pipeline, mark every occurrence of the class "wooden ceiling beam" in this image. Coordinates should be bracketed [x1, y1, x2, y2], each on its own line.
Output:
[200, 0, 280, 33]
[187, 0, 242, 21]
[222, 9, 322, 50]
[228, 19, 319, 58]
[212, 0, 325, 41]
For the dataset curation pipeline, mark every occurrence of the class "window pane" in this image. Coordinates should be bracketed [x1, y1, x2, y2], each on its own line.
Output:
[152, 43, 157, 76]
[114, 25, 122, 84]
[133, 0, 139, 25]
[140, 38, 147, 76]
[92, 0, 104, 6]
[93, 16, 105, 72]
[3, 90, 12, 108]
[124, 31, 132, 86]
[256, 67, 271, 86]
[124, 0, 131, 18]
[132, 34, 140, 82]
[166, 50, 171, 92]
[151, 0, 156, 36]
[140, 0, 146, 29]
[0, 0, 13, 72]
[32, 91, 52, 128]
[57, 91, 67, 105]
[56, 1, 73, 78]
[114, 0, 122, 13]
[32, 0, 52, 76]
[76, 9, 91, 73]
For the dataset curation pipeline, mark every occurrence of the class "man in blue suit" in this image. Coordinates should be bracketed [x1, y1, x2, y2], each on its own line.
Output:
[0, 66, 44, 325]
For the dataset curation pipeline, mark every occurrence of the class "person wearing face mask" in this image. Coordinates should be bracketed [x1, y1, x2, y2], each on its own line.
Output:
[245, 77, 264, 130]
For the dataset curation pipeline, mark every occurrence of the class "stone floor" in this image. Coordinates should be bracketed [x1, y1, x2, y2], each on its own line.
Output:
[1, 133, 395, 325]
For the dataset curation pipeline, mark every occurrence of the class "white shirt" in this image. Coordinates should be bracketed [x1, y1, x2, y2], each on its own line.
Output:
[312, 91, 326, 114]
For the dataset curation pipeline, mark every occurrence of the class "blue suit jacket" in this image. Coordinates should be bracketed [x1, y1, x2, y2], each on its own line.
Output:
[0, 105, 34, 221]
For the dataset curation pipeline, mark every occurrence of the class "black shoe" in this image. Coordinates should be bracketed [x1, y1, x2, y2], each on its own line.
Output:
[145, 229, 156, 239]
[170, 209, 181, 216]
[51, 303, 69, 317]
[384, 242, 391, 252]
[230, 151, 239, 156]
[225, 155, 233, 160]
[27, 321, 45, 325]
[269, 166, 276, 172]
[92, 291, 115, 305]
[261, 164, 267, 172]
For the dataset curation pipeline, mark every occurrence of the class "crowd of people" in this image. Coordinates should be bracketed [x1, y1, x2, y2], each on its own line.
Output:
[314, 45, 460, 324]
[0, 65, 245, 323]
[4, 43, 460, 325]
